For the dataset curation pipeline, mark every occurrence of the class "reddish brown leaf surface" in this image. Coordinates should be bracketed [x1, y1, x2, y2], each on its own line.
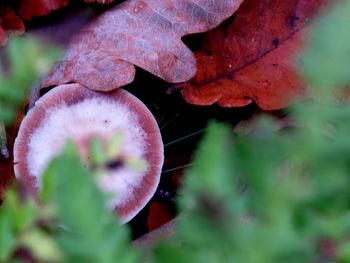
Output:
[18, 0, 70, 21]
[133, 219, 175, 250]
[0, 159, 14, 199]
[147, 201, 173, 231]
[41, 0, 245, 92]
[0, 122, 20, 200]
[1, 0, 114, 46]
[181, 0, 329, 110]
[0, 6, 25, 46]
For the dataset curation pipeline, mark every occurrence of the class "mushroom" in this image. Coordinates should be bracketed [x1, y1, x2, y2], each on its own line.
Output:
[14, 83, 164, 223]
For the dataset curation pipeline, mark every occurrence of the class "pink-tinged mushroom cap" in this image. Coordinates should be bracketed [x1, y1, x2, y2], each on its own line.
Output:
[14, 84, 164, 223]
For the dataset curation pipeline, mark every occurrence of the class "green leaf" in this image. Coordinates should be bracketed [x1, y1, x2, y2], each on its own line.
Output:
[0, 203, 16, 262]
[0, 191, 38, 262]
[301, 0, 350, 92]
[41, 142, 139, 263]
[180, 121, 235, 200]
[0, 37, 60, 125]
[89, 136, 107, 166]
[19, 228, 62, 262]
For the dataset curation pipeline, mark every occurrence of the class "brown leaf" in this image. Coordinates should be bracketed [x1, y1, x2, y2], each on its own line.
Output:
[18, 0, 70, 21]
[181, 0, 329, 110]
[133, 219, 175, 250]
[0, 116, 23, 201]
[0, 6, 25, 46]
[0, 158, 14, 197]
[147, 201, 173, 231]
[41, 0, 245, 92]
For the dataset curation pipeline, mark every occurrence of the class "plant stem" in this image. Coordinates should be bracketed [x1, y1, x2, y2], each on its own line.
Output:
[0, 121, 9, 159]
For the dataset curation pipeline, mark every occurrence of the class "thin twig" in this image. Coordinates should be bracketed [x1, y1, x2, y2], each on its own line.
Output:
[162, 163, 193, 174]
[164, 128, 208, 147]
[160, 113, 179, 130]
[0, 121, 9, 159]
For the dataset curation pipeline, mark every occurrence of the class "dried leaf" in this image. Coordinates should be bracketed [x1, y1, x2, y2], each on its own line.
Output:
[18, 0, 70, 21]
[147, 201, 173, 231]
[0, 119, 22, 201]
[181, 0, 328, 110]
[133, 219, 175, 250]
[41, 0, 245, 92]
[0, 7, 25, 46]
[0, 150, 14, 201]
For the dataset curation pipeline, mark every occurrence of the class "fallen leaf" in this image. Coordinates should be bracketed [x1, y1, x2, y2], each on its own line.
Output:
[181, 0, 329, 110]
[0, 158, 14, 197]
[18, 0, 70, 21]
[41, 0, 245, 92]
[0, 6, 25, 46]
[133, 219, 175, 250]
[0, 117, 23, 202]
[147, 202, 173, 231]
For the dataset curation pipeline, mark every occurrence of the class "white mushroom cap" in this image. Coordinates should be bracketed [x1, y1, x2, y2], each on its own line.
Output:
[14, 84, 164, 223]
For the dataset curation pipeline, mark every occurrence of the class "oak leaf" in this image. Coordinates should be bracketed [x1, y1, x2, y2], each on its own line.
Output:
[0, 6, 25, 46]
[18, 0, 70, 21]
[181, 0, 328, 110]
[147, 201, 173, 231]
[41, 0, 245, 92]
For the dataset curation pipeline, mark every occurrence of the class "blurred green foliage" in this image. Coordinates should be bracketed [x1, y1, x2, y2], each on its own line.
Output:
[301, 0, 350, 92]
[42, 143, 139, 263]
[0, 143, 139, 263]
[0, 37, 60, 124]
[0, 190, 38, 262]
[0, 37, 59, 158]
[2, 0, 350, 262]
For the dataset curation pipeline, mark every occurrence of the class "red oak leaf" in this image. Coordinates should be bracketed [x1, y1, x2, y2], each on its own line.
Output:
[0, 6, 25, 46]
[181, 0, 329, 110]
[41, 0, 245, 92]
[147, 202, 173, 231]
[18, 0, 70, 21]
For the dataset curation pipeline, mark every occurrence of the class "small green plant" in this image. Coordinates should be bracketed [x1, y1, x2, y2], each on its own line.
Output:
[0, 37, 60, 158]
[41, 143, 139, 263]
[0, 143, 139, 263]
[0, 37, 60, 124]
